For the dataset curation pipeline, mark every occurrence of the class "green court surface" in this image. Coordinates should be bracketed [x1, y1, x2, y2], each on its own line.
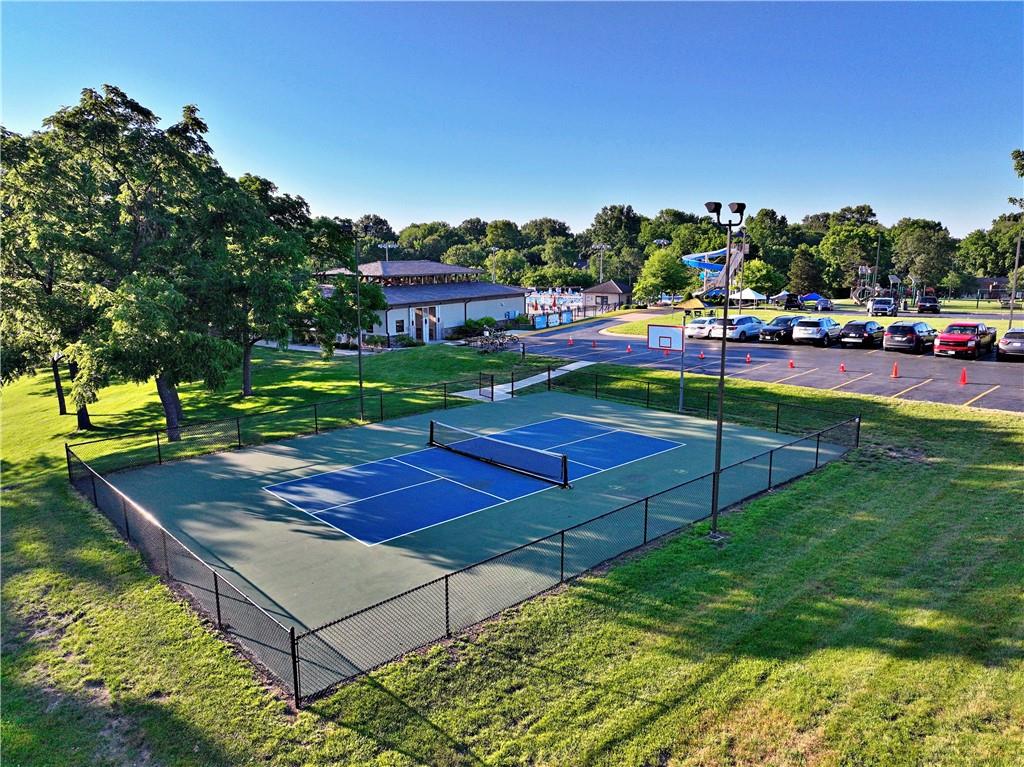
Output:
[107, 390, 843, 633]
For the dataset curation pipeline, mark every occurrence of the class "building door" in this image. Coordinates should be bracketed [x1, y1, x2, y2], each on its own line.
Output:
[414, 307, 438, 341]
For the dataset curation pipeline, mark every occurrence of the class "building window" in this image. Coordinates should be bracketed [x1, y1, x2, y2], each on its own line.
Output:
[395, 319, 405, 333]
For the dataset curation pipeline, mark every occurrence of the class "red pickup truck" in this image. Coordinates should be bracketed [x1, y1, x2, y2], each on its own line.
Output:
[934, 322, 997, 359]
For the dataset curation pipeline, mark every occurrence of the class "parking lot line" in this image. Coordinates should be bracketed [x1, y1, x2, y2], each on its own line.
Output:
[728, 362, 773, 377]
[829, 372, 873, 390]
[892, 378, 933, 398]
[962, 384, 1001, 407]
[772, 368, 819, 384]
[865, 349, 881, 355]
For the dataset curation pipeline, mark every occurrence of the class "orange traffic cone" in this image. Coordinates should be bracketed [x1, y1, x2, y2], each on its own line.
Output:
[698, 350, 705, 360]
[591, 340, 597, 348]
[839, 361, 847, 373]
[891, 361, 899, 378]
[788, 359, 795, 369]
[568, 337, 574, 346]
[745, 353, 752, 364]
[626, 344, 632, 353]
[959, 367, 968, 385]
[663, 349, 670, 357]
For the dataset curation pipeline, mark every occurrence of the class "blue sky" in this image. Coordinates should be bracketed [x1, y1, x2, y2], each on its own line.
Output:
[3, 2, 1021, 236]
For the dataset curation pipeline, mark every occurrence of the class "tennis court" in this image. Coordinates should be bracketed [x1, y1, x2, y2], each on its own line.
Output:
[105, 390, 847, 635]
[264, 417, 682, 545]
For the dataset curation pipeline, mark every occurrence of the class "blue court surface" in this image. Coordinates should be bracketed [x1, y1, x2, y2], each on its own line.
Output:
[263, 417, 684, 545]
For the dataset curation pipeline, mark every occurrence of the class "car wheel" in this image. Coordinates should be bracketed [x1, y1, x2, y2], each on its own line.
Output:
[738, 331, 746, 341]
[915, 340, 923, 354]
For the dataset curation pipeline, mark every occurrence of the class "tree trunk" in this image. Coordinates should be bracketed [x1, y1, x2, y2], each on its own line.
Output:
[66, 360, 93, 430]
[51, 358, 68, 416]
[155, 374, 182, 442]
[241, 342, 254, 397]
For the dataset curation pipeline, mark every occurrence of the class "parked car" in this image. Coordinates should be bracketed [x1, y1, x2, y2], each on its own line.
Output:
[782, 294, 804, 311]
[870, 297, 899, 317]
[916, 296, 941, 313]
[883, 321, 938, 353]
[684, 317, 716, 339]
[839, 320, 885, 348]
[995, 327, 1024, 361]
[815, 297, 834, 311]
[759, 315, 802, 344]
[708, 315, 764, 341]
[934, 322, 997, 359]
[792, 317, 841, 346]
[998, 294, 1022, 310]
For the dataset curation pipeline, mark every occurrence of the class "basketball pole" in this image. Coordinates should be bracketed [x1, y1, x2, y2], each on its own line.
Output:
[678, 314, 686, 414]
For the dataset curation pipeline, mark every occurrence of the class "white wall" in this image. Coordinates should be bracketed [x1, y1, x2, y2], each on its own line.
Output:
[369, 296, 526, 339]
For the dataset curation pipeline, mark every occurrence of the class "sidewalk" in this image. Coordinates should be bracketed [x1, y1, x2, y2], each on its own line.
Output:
[255, 340, 362, 356]
[453, 360, 595, 402]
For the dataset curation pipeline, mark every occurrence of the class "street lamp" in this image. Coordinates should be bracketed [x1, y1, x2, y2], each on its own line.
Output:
[487, 246, 500, 282]
[592, 243, 611, 283]
[339, 220, 368, 420]
[705, 200, 746, 542]
[377, 241, 398, 262]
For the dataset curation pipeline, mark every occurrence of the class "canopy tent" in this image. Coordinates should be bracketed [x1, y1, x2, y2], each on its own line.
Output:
[770, 290, 790, 301]
[800, 292, 825, 302]
[675, 297, 710, 310]
[729, 288, 767, 301]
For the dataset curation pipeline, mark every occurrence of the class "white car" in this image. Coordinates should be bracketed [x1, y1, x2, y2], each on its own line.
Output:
[707, 315, 764, 341]
[684, 317, 715, 339]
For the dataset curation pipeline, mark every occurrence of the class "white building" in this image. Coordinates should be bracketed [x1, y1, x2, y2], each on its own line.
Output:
[322, 261, 527, 344]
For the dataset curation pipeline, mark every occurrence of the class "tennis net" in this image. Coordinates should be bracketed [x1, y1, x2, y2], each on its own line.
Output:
[429, 421, 570, 487]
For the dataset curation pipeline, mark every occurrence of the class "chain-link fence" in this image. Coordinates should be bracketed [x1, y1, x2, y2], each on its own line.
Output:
[292, 414, 860, 703]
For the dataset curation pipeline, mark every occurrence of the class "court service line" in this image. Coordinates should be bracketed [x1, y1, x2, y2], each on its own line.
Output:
[772, 368, 819, 384]
[962, 384, 1001, 407]
[892, 378, 933, 399]
[828, 372, 873, 391]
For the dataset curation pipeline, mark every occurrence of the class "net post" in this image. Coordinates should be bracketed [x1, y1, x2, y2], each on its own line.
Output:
[289, 627, 301, 705]
[643, 498, 649, 544]
[815, 433, 821, 468]
[444, 574, 451, 637]
[559, 530, 565, 582]
[775, 402, 781, 433]
[379, 391, 384, 421]
[768, 449, 774, 488]
[121, 497, 130, 541]
[236, 417, 242, 447]
[313, 403, 319, 434]
[429, 420, 435, 446]
[213, 571, 223, 629]
[561, 455, 569, 488]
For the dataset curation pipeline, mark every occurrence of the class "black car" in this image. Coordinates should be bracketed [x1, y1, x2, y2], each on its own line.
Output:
[782, 294, 804, 311]
[839, 320, 885, 348]
[759, 315, 801, 343]
[883, 321, 938, 353]
[916, 296, 941, 313]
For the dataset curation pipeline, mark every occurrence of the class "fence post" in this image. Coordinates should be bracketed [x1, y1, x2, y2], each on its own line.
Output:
[443, 383, 448, 410]
[706, 391, 712, 420]
[815, 433, 821, 468]
[521, 342, 526, 361]
[236, 417, 242, 447]
[547, 367, 552, 390]
[768, 450, 774, 488]
[162, 531, 170, 578]
[121, 497, 130, 541]
[490, 374, 495, 402]
[854, 417, 862, 447]
[646, 382, 651, 409]
[560, 530, 565, 582]
[90, 473, 98, 506]
[643, 498, 649, 544]
[444, 574, 451, 638]
[290, 627, 301, 704]
[379, 391, 385, 422]
[510, 369, 515, 398]
[213, 572, 223, 629]
[64, 444, 73, 482]
[775, 403, 781, 433]
[313, 403, 319, 434]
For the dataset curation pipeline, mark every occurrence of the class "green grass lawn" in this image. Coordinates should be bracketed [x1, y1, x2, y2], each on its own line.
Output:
[3, 346, 1023, 766]
[610, 309, 1019, 337]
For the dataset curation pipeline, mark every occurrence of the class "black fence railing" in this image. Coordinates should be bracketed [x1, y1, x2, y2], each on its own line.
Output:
[292, 414, 860, 702]
[65, 366, 861, 705]
[68, 378, 489, 476]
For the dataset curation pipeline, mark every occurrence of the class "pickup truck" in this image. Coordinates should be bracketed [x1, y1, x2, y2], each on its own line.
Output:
[916, 296, 941, 313]
[934, 322, 997, 359]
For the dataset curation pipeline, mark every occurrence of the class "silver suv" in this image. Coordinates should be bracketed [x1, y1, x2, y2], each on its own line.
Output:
[869, 297, 899, 317]
[792, 317, 841, 346]
[707, 315, 764, 341]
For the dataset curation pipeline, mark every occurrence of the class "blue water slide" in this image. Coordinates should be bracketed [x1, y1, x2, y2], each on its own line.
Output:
[681, 247, 727, 273]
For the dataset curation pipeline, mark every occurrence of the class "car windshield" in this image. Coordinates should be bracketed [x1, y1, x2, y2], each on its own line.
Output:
[889, 324, 913, 332]
[921, 297, 936, 303]
[844, 322, 866, 329]
[944, 325, 978, 335]
[1004, 331, 1024, 340]
[713, 319, 737, 327]
[875, 299, 892, 305]
[768, 316, 795, 326]
[796, 320, 819, 327]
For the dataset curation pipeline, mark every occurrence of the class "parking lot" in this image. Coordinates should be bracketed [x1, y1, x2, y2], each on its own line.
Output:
[525, 316, 1024, 413]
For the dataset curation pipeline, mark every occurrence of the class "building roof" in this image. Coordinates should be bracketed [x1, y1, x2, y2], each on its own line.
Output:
[322, 260, 483, 278]
[583, 280, 631, 295]
[320, 281, 527, 308]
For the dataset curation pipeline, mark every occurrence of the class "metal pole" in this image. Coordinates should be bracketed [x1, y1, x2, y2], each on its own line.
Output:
[643, 498, 649, 544]
[678, 345, 685, 414]
[155, 431, 163, 464]
[1009, 232, 1021, 328]
[289, 627, 301, 704]
[559, 530, 565, 582]
[709, 223, 733, 536]
[355, 240, 365, 422]
[815, 433, 821, 468]
[213, 572, 223, 629]
[313, 403, 319, 434]
[768, 450, 774, 488]
[236, 417, 242, 447]
[444, 575, 451, 637]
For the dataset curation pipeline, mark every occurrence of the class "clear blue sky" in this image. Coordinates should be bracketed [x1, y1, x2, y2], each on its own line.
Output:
[3, 2, 1021, 236]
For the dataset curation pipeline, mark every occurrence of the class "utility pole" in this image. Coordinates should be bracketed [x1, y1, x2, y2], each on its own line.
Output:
[1010, 232, 1022, 328]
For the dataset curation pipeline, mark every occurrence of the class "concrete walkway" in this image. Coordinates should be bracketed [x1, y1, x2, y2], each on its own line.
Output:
[454, 360, 596, 402]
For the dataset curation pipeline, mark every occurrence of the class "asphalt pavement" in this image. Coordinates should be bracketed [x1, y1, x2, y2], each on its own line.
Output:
[523, 317, 1024, 413]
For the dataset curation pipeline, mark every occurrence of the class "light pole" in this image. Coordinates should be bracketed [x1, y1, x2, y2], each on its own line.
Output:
[487, 246, 500, 282]
[652, 237, 686, 412]
[593, 243, 611, 283]
[1010, 232, 1021, 327]
[705, 200, 746, 542]
[339, 220, 367, 420]
[377, 241, 398, 262]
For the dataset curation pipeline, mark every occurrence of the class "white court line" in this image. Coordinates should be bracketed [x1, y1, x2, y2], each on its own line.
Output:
[390, 457, 507, 502]
[281, 476, 444, 518]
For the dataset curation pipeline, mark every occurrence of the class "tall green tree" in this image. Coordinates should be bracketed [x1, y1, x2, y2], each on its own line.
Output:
[745, 208, 795, 273]
[633, 247, 694, 303]
[737, 259, 786, 296]
[818, 224, 887, 293]
[540, 236, 577, 267]
[521, 217, 571, 247]
[787, 245, 824, 295]
[891, 218, 956, 288]
[485, 219, 521, 250]
[485, 249, 528, 284]
[442, 243, 487, 269]
[585, 204, 643, 252]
